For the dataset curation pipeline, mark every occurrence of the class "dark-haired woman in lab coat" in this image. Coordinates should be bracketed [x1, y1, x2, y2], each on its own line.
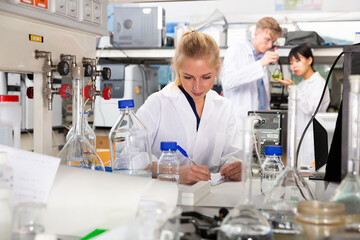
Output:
[275, 45, 330, 168]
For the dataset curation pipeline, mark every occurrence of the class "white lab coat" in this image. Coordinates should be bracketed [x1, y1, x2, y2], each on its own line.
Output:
[297, 72, 330, 167]
[136, 82, 242, 173]
[220, 41, 271, 122]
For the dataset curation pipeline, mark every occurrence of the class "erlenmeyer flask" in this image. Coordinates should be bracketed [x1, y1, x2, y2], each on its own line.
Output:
[264, 85, 314, 213]
[58, 66, 104, 171]
[218, 117, 273, 240]
[330, 75, 360, 231]
[271, 47, 282, 80]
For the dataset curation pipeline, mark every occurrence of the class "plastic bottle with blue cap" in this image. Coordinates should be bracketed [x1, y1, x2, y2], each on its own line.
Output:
[157, 142, 179, 182]
[260, 145, 284, 195]
[109, 99, 152, 177]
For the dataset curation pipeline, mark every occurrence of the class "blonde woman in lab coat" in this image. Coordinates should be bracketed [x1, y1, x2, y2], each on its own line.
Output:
[136, 30, 242, 185]
[275, 45, 330, 168]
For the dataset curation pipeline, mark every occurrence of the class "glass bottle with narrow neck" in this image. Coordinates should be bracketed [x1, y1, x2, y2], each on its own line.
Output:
[264, 85, 315, 213]
[330, 75, 360, 231]
[58, 66, 104, 171]
[109, 99, 152, 177]
[66, 112, 96, 151]
[218, 117, 273, 240]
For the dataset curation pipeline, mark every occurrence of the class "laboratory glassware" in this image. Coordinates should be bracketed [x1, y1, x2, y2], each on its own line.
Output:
[295, 201, 345, 240]
[0, 95, 21, 148]
[330, 75, 360, 231]
[66, 112, 96, 151]
[157, 142, 180, 182]
[271, 47, 283, 80]
[261, 145, 284, 195]
[109, 99, 152, 177]
[0, 187, 11, 240]
[264, 85, 315, 213]
[218, 117, 273, 240]
[58, 67, 104, 171]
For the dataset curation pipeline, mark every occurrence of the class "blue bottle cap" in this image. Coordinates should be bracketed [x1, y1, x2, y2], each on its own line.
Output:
[160, 142, 177, 151]
[118, 99, 134, 109]
[264, 145, 283, 156]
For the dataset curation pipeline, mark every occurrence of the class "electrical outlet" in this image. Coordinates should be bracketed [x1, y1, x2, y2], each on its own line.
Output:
[92, 1, 101, 24]
[79, 0, 92, 22]
[50, 0, 66, 15]
[66, 0, 78, 18]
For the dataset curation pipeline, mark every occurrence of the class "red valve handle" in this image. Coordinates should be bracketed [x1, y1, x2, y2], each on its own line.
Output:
[26, 87, 34, 99]
[102, 87, 112, 100]
[84, 85, 95, 99]
[59, 84, 72, 99]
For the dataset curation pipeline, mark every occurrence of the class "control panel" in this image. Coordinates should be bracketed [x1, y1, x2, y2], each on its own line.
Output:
[0, 0, 108, 35]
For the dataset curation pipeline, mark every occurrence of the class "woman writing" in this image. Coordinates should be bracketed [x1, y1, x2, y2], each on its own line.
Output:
[136, 30, 242, 184]
[275, 45, 330, 167]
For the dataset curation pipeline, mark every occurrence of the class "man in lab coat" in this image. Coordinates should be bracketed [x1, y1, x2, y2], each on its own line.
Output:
[221, 17, 282, 123]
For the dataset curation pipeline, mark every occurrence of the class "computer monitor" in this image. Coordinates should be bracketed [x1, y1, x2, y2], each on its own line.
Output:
[314, 113, 338, 151]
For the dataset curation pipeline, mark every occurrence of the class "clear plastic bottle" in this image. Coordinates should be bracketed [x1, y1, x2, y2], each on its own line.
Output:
[0, 187, 11, 240]
[218, 117, 273, 240]
[261, 145, 284, 195]
[157, 142, 179, 182]
[66, 112, 96, 151]
[109, 99, 152, 177]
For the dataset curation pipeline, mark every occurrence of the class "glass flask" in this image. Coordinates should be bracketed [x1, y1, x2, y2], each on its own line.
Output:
[218, 117, 273, 240]
[109, 99, 152, 177]
[66, 112, 96, 151]
[58, 66, 104, 171]
[330, 75, 360, 231]
[157, 142, 179, 182]
[264, 85, 315, 213]
[261, 145, 284, 195]
[271, 47, 283, 80]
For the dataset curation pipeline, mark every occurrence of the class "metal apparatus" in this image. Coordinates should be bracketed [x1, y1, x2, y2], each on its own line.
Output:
[0, 1, 108, 155]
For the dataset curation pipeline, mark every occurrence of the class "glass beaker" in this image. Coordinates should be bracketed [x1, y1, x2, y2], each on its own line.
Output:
[58, 67, 104, 171]
[330, 75, 360, 231]
[264, 85, 315, 213]
[218, 117, 273, 240]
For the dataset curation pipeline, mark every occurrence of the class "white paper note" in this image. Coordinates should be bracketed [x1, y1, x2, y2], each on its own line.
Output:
[210, 172, 228, 186]
[0, 144, 60, 206]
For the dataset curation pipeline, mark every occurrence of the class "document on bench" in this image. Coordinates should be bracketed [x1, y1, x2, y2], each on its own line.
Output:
[0, 144, 60, 206]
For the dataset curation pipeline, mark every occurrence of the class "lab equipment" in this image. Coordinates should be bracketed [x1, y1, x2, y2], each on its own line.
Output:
[264, 85, 315, 213]
[218, 117, 273, 240]
[112, 6, 166, 48]
[109, 99, 152, 177]
[0, 187, 11, 240]
[0, 95, 21, 148]
[295, 201, 345, 240]
[94, 64, 158, 127]
[271, 47, 283, 80]
[0, 152, 13, 191]
[158, 142, 180, 182]
[330, 75, 360, 231]
[261, 145, 284, 195]
[12, 202, 46, 240]
[58, 67, 105, 171]
[66, 112, 96, 152]
[248, 110, 287, 175]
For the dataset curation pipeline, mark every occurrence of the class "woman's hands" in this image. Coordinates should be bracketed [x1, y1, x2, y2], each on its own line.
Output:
[179, 165, 211, 185]
[274, 77, 295, 87]
[220, 161, 242, 181]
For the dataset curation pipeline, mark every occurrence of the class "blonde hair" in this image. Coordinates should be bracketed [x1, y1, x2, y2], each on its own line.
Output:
[256, 17, 282, 38]
[172, 30, 221, 86]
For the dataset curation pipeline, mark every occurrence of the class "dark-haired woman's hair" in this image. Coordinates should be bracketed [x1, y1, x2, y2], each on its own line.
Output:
[288, 45, 314, 69]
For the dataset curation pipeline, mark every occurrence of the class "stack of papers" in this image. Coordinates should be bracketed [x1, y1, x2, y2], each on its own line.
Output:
[179, 181, 211, 206]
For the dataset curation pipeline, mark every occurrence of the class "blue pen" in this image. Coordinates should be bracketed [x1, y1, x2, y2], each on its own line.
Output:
[176, 145, 211, 180]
